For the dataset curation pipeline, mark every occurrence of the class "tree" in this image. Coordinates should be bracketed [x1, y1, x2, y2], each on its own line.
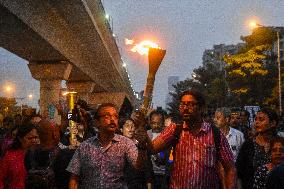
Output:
[223, 27, 278, 108]
[0, 97, 18, 117]
[167, 62, 231, 114]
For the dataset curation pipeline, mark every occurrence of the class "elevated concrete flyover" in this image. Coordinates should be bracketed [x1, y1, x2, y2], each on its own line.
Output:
[0, 0, 134, 115]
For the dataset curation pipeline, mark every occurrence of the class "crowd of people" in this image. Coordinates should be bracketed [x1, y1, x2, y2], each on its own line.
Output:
[0, 90, 284, 189]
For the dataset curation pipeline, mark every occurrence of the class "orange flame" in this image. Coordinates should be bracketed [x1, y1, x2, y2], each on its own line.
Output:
[125, 38, 161, 55]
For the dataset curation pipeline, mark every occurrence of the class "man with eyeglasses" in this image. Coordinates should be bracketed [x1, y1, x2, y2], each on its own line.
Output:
[145, 90, 237, 189]
[67, 103, 139, 189]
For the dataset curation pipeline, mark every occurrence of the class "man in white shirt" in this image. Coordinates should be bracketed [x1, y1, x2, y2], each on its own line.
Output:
[214, 107, 245, 161]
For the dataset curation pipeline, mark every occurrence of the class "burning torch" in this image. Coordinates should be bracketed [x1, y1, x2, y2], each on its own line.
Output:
[125, 39, 166, 114]
[142, 48, 166, 112]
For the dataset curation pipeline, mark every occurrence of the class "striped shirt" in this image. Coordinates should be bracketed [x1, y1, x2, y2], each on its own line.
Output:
[153, 121, 234, 189]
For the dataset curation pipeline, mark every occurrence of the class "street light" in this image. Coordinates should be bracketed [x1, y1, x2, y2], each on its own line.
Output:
[6, 86, 11, 92]
[4, 85, 15, 98]
[249, 20, 282, 115]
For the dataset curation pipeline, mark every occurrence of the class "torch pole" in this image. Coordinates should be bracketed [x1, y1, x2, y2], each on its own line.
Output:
[277, 31, 282, 116]
[68, 92, 77, 143]
[141, 48, 166, 114]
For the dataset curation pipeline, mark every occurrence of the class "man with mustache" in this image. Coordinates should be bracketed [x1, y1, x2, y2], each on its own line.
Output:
[67, 103, 139, 189]
[146, 90, 237, 189]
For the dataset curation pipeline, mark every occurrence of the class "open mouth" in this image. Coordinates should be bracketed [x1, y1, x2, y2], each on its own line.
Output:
[108, 124, 117, 128]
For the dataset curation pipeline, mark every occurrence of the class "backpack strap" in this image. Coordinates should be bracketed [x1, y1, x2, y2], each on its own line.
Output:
[212, 125, 221, 161]
[171, 121, 183, 150]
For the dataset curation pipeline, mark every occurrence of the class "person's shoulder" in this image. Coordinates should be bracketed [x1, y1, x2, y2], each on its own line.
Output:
[2, 149, 24, 159]
[240, 138, 254, 149]
[115, 134, 134, 144]
[230, 127, 244, 136]
[78, 136, 98, 148]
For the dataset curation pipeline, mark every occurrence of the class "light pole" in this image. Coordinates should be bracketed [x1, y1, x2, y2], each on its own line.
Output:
[277, 31, 282, 116]
[249, 21, 282, 115]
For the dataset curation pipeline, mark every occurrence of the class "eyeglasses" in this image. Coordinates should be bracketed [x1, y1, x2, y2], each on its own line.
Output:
[99, 113, 119, 120]
[179, 101, 198, 108]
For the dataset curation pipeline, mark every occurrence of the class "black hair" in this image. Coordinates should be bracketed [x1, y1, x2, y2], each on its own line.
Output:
[10, 123, 37, 150]
[94, 103, 117, 120]
[240, 110, 250, 118]
[230, 107, 242, 113]
[6, 125, 18, 138]
[3, 116, 14, 125]
[76, 99, 90, 111]
[271, 136, 284, 149]
[119, 117, 135, 129]
[179, 90, 206, 107]
[14, 114, 22, 119]
[149, 110, 165, 120]
[258, 107, 279, 126]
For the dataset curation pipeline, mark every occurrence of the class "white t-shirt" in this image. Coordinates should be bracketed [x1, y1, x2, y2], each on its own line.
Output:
[226, 127, 245, 161]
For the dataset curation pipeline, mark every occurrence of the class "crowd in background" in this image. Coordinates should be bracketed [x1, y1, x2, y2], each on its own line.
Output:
[0, 92, 284, 189]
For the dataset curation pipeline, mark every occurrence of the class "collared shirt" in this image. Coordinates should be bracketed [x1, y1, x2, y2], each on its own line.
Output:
[153, 121, 234, 189]
[66, 134, 138, 189]
[147, 130, 166, 175]
[226, 127, 245, 161]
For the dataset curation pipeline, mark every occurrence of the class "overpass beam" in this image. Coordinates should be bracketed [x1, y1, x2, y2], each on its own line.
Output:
[66, 81, 95, 103]
[28, 61, 72, 117]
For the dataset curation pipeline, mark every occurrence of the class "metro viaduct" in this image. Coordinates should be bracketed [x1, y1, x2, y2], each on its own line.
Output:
[0, 0, 135, 118]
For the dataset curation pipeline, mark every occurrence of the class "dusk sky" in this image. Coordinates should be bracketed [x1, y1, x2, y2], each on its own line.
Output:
[1, 0, 284, 109]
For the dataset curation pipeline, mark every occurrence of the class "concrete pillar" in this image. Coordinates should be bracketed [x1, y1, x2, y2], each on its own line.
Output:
[66, 81, 95, 103]
[28, 61, 72, 117]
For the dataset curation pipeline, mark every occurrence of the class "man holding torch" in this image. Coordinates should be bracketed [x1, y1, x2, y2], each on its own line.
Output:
[135, 90, 237, 189]
[132, 46, 236, 189]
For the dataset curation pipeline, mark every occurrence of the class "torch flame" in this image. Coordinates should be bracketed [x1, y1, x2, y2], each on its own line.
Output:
[125, 38, 161, 56]
[125, 38, 134, 45]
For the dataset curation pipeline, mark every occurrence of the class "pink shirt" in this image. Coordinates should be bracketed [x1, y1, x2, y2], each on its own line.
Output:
[0, 150, 27, 189]
[153, 122, 234, 189]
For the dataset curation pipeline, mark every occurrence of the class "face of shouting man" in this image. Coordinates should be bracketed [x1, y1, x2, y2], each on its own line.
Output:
[97, 105, 119, 134]
[179, 94, 203, 123]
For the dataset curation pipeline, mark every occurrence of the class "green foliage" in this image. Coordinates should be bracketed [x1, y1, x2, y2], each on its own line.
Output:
[167, 63, 230, 114]
[167, 26, 279, 114]
[223, 27, 278, 108]
[240, 27, 277, 52]
[0, 97, 18, 117]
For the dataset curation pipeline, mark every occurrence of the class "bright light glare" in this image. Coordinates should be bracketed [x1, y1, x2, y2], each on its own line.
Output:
[105, 14, 110, 19]
[122, 63, 127, 67]
[62, 91, 77, 96]
[62, 92, 69, 96]
[28, 94, 33, 99]
[249, 21, 258, 29]
[6, 86, 11, 92]
[130, 40, 161, 55]
[125, 38, 162, 56]
[246, 17, 261, 30]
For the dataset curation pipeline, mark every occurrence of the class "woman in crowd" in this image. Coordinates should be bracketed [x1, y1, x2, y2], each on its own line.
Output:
[0, 123, 39, 189]
[0, 125, 18, 158]
[121, 117, 154, 189]
[236, 108, 279, 189]
[252, 137, 284, 189]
